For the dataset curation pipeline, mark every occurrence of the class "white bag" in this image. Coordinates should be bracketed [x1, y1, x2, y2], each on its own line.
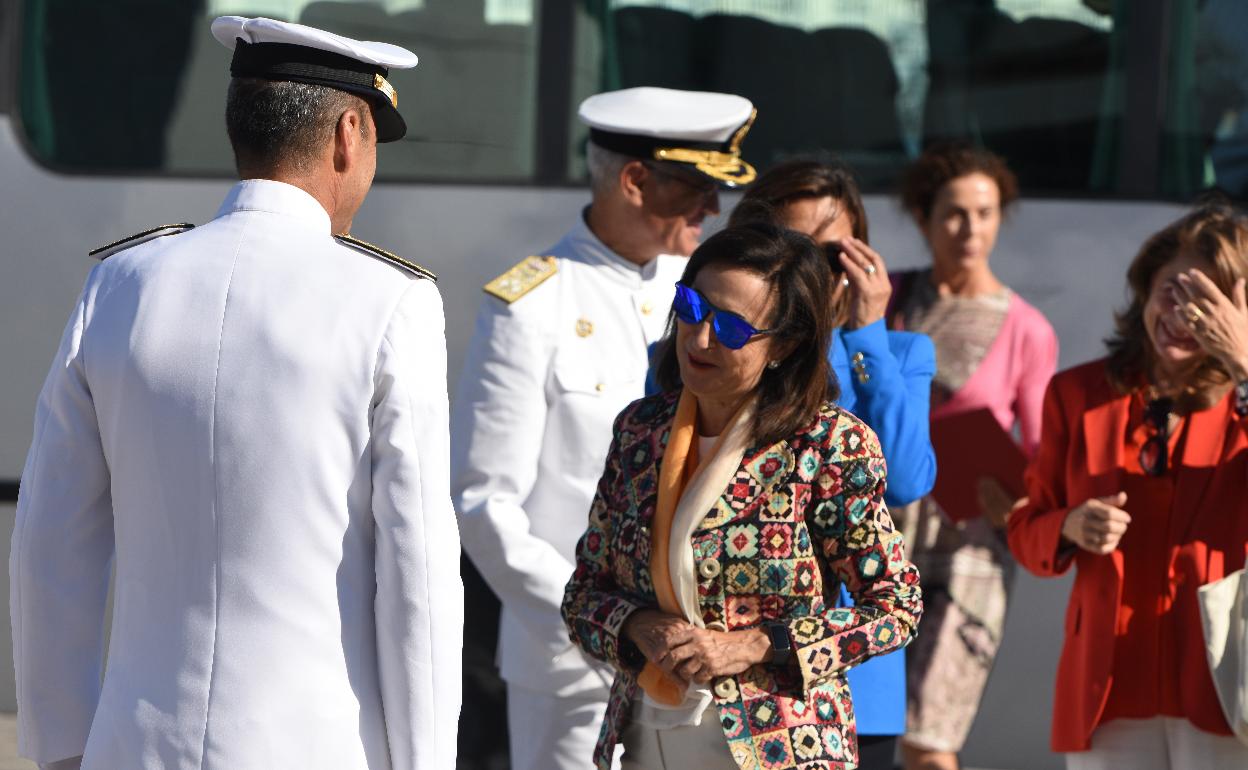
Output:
[1198, 567, 1248, 746]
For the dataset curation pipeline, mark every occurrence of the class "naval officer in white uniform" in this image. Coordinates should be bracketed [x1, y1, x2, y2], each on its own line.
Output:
[452, 87, 758, 770]
[10, 17, 462, 770]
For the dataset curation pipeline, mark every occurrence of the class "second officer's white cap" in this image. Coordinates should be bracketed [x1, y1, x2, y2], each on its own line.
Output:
[578, 87, 758, 186]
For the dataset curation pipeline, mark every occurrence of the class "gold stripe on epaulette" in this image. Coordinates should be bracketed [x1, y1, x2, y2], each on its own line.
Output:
[483, 256, 558, 304]
[335, 234, 436, 281]
[89, 223, 195, 259]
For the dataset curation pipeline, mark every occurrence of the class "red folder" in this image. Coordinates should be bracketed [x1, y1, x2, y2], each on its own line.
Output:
[929, 407, 1026, 522]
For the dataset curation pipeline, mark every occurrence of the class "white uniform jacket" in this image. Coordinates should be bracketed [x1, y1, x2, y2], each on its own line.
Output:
[10, 180, 463, 770]
[452, 215, 685, 696]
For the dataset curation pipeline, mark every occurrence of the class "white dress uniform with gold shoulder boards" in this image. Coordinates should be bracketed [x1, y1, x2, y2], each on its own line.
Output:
[455, 215, 683, 690]
[11, 18, 461, 770]
[451, 86, 757, 770]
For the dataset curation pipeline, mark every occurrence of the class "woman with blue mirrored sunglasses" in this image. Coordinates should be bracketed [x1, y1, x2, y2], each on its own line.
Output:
[563, 222, 922, 770]
[671, 282, 774, 350]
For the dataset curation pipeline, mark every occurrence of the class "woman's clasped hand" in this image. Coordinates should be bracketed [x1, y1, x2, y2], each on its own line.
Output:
[1059, 492, 1131, 555]
[623, 609, 770, 684]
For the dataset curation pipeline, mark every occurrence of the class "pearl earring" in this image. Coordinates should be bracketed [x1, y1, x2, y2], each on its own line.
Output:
[767, 361, 780, 370]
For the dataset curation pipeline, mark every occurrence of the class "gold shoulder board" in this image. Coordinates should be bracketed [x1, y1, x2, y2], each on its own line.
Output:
[335, 234, 436, 281]
[483, 256, 558, 304]
[89, 223, 195, 260]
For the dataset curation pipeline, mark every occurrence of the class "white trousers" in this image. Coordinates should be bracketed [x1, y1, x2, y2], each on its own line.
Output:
[506, 685, 621, 770]
[1065, 717, 1248, 770]
[620, 715, 737, 770]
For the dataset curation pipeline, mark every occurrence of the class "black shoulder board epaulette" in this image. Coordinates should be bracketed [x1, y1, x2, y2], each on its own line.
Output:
[89, 223, 195, 260]
[335, 234, 436, 281]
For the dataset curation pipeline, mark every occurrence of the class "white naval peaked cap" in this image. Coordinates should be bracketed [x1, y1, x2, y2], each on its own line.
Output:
[212, 16, 418, 142]
[579, 86, 758, 186]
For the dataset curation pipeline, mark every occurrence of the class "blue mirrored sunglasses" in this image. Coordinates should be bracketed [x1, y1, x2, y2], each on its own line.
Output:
[672, 282, 774, 350]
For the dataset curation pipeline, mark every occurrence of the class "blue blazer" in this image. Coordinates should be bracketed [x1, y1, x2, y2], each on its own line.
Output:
[830, 320, 936, 735]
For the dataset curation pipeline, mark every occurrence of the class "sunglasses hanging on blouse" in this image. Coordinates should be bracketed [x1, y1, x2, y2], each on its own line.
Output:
[1138, 396, 1175, 477]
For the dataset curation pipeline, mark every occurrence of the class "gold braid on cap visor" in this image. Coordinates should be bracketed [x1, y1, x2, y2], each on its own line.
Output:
[374, 73, 398, 108]
[652, 109, 757, 186]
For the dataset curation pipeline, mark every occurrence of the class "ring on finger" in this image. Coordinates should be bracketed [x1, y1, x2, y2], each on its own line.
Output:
[1187, 304, 1206, 323]
[865, 264, 877, 275]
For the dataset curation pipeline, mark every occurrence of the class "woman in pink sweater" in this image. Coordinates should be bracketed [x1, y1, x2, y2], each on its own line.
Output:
[889, 143, 1058, 770]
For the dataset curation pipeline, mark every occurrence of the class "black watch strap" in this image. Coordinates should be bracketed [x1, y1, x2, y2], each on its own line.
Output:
[766, 622, 792, 666]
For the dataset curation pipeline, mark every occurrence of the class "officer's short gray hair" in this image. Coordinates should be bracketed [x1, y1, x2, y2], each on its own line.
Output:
[226, 78, 371, 175]
[586, 141, 633, 196]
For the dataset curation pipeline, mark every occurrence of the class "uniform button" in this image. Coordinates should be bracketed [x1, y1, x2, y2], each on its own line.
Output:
[857, 372, 870, 384]
[595, 383, 606, 393]
[698, 559, 721, 579]
[706, 621, 728, 632]
[641, 301, 654, 315]
[851, 352, 865, 364]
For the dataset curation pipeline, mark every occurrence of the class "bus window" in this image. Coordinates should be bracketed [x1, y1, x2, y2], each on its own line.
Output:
[17, 0, 541, 181]
[1192, 0, 1248, 198]
[574, 1, 926, 190]
[573, 0, 1243, 200]
[575, 1, 1124, 194]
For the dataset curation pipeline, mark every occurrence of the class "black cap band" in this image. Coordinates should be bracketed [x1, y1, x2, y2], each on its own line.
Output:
[588, 127, 725, 159]
[230, 40, 388, 84]
[228, 40, 406, 142]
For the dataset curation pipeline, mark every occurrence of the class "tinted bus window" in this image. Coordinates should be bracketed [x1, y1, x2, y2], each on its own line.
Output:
[1191, 0, 1248, 198]
[576, 0, 1119, 193]
[18, 0, 541, 180]
[574, 0, 1248, 199]
[16, 0, 1248, 198]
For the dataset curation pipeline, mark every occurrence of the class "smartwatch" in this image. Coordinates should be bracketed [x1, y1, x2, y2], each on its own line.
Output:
[1235, 378, 1248, 418]
[766, 622, 792, 666]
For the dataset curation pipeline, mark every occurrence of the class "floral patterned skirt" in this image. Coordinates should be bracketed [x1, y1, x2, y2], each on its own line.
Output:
[892, 497, 1014, 753]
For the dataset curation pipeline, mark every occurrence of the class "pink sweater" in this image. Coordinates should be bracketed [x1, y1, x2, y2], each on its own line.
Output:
[920, 293, 1058, 456]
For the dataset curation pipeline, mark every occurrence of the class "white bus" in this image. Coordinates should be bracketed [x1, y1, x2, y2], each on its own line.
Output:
[1, 1, 1243, 767]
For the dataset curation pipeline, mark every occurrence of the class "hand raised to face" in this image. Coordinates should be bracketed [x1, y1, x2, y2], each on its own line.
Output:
[836, 238, 892, 329]
[1174, 270, 1248, 380]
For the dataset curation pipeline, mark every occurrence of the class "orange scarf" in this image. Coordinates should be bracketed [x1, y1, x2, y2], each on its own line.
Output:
[638, 389, 701, 705]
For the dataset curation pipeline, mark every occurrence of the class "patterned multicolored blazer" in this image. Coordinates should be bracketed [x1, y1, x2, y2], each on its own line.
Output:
[561, 392, 923, 770]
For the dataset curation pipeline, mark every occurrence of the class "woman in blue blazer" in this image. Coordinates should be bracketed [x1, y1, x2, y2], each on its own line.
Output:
[730, 160, 937, 770]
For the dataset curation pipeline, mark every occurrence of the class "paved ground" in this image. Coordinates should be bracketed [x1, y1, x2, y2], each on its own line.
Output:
[0, 714, 32, 770]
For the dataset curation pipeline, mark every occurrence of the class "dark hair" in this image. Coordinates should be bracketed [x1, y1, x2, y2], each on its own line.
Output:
[729, 159, 869, 242]
[729, 159, 868, 327]
[1106, 202, 1248, 396]
[225, 77, 371, 175]
[900, 141, 1018, 221]
[654, 222, 837, 445]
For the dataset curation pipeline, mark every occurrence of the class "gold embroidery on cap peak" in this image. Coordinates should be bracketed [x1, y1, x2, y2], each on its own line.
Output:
[652, 109, 758, 186]
[374, 73, 398, 108]
[484, 256, 558, 304]
[727, 108, 757, 154]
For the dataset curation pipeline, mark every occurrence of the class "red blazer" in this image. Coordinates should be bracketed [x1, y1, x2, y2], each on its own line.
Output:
[1008, 359, 1248, 751]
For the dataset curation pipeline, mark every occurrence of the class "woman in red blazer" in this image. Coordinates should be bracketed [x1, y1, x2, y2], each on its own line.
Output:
[1008, 203, 1248, 768]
